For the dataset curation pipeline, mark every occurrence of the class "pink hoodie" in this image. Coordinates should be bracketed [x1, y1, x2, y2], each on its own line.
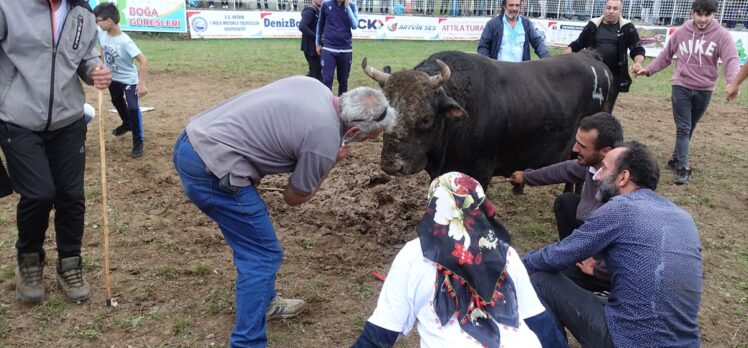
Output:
[647, 19, 740, 91]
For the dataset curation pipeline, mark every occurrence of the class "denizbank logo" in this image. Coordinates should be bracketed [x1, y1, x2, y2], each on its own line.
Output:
[260, 12, 299, 28]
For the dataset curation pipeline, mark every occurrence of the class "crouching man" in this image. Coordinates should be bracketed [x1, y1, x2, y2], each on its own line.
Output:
[523, 141, 702, 347]
[173, 76, 395, 347]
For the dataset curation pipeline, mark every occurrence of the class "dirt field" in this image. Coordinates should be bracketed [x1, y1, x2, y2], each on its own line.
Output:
[0, 70, 746, 347]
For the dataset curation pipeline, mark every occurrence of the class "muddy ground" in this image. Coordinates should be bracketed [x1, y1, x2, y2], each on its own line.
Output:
[0, 71, 746, 347]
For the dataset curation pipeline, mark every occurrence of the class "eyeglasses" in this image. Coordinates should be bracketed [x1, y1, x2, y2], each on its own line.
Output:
[96, 18, 107, 23]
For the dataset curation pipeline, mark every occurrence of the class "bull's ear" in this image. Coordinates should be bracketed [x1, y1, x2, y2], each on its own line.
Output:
[438, 91, 466, 120]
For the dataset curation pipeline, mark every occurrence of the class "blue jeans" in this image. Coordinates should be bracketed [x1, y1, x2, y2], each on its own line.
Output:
[173, 132, 283, 347]
[670, 85, 712, 169]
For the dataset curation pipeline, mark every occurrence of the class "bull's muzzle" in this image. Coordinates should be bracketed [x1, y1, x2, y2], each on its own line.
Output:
[380, 158, 406, 176]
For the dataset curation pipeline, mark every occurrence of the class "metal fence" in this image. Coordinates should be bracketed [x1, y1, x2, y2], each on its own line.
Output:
[189, 0, 748, 28]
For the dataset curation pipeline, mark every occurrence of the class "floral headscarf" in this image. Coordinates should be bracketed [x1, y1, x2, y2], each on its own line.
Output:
[418, 172, 518, 348]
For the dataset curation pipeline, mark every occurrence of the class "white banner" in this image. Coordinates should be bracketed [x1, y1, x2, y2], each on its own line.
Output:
[187, 10, 746, 61]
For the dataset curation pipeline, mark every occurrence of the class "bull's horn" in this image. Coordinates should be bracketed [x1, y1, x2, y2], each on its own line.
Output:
[428, 59, 451, 89]
[362, 57, 390, 86]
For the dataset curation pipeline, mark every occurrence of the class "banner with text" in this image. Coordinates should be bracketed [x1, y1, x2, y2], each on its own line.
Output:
[186, 11, 746, 61]
[89, 0, 187, 33]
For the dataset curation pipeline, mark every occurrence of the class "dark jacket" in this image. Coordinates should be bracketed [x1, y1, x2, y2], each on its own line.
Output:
[299, 4, 319, 56]
[316, 0, 358, 50]
[477, 14, 550, 61]
[569, 16, 645, 93]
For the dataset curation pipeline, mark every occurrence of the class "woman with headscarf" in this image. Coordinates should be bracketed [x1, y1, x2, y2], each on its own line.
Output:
[351, 172, 567, 348]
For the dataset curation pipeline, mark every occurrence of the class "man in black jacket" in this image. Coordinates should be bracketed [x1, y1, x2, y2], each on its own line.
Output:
[565, 0, 645, 112]
[299, 0, 322, 81]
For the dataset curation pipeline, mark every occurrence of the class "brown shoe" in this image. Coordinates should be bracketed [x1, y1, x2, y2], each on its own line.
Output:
[56, 256, 91, 302]
[15, 252, 45, 303]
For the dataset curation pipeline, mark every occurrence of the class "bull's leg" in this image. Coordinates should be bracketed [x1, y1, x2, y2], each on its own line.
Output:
[512, 184, 525, 195]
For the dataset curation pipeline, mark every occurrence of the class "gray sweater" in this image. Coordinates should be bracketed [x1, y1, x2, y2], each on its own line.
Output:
[524, 159, 601, 223]
[0, 0, 100, 132]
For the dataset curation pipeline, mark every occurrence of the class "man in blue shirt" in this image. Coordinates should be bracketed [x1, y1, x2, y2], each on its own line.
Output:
[316, 0, 358, 95]
[477, 0, 550, 62]
[523, 141, 702, 348]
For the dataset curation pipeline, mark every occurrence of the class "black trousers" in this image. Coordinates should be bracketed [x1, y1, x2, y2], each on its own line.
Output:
[530, 272, 615, 348]
[554, 192, 581, 240]
[0, 118, 87, 257]
[0, 157, 11, 197]
[304, 54, 322, 82]
[554, 192, 611, 293]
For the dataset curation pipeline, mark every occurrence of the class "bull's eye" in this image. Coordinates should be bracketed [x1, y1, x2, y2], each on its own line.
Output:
[419, 117, 433, 130]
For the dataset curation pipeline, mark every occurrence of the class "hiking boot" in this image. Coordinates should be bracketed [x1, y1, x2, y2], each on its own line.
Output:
[15, 252, 45, 303]
[665, 159, 678, 172]
[674, 167, 692, 185]
[131, 142, 144, 159]
[56, 256, 91, 302]
[112, 124, 131, 137]
[266, 296, 305, 320]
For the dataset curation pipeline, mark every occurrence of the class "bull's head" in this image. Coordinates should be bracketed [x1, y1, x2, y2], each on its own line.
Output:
[362, 58, 466, 177]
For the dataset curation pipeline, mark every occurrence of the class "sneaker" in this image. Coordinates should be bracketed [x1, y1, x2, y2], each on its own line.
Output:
[209, 4, 215, 8]
[131, 142, 144, 159]
[56, 256, 91, 302]
[674, 167, 692, 185]
[665, 159, 678, 172]
[15, 252, 45, 303]
[266, 296, 305, 320]
[112, 124, 131, 137]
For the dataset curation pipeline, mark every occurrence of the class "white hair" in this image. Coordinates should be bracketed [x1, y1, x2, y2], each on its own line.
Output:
[340, 87, 396, 142]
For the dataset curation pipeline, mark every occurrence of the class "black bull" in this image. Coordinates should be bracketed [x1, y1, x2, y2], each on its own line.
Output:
[362, 50, 612, 188]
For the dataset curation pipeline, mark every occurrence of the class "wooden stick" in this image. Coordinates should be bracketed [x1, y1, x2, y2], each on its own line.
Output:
[97, 89, 113, 306]
[257, 186, 285, 192]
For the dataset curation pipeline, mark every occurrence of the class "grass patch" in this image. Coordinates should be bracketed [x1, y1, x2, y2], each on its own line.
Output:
[173, 315, 192, 336]
[204, 287, 234, 315]
[82, 253, 102, 270]
[358, 283, 374, 300]
[74, 325, 100, 340]
[0, 265, 13, 280]
[153, 266, 179, 280]
[0, 325, 10, 339]
[195, 261, 212, 276]
[114, 315, 144, 329]
[153, 218, 171, 231]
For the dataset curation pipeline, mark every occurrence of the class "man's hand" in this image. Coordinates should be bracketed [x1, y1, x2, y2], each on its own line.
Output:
[316, 45, 321, 55]
[505, 171, 525, 185]
[576, 257, 596, 276]
[136, 83, 148, 98]
[563, 47, 572, 54]
[92, 64, 112, 89]
[630, 62, 643, 77]
[336, 144, 349, 162]
[344, 0, 349, 7]
[632, 66, 648, 77]
[726, 83, 740, 101]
